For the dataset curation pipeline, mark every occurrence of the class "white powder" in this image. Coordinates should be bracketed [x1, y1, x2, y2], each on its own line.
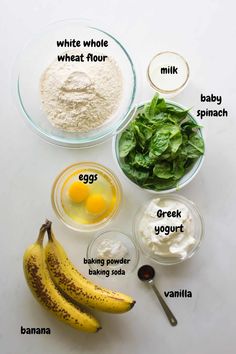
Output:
[97, 239, 128, 260]
[40, 50, 123, 132]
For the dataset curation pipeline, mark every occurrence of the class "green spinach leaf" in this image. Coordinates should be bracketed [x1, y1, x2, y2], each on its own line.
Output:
[119, 129, 136, 158]
[149, 130, 170, 158]
[153, 162, 174, 179]
[122, 163, 149, 183]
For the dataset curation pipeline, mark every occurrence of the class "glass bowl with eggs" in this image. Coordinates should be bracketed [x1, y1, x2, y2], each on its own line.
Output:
[15, 19, 136, 148]
[51, 162, 122, 232]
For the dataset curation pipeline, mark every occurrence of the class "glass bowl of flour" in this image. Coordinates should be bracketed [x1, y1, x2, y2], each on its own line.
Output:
[16, 20, 136, 148]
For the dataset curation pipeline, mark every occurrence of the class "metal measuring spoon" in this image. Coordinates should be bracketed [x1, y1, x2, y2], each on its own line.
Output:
[138, 265, 177, 326]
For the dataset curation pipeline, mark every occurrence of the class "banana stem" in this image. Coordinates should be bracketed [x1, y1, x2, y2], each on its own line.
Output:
[45, 219, 54, 242]
[36, 220, 52, 245]
[37, 225, 46, 245]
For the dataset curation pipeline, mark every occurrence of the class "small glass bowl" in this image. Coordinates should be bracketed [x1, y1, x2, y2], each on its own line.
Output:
[87, 230, 139, 279]
[51, 162, 122, 232]
[15, 19, 136, 148]
[133, 194, 204, 265]
[113, 100, 205, 194]
[147, 51, 190, 97]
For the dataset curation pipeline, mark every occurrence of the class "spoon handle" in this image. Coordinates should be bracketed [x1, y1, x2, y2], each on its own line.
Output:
[150, 283, 177, 326]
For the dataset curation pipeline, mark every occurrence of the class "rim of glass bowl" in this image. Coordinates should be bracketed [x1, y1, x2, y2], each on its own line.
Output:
[86, 229, 140, 277]
[147, 51, 190, 94]
[113, 100, 205, 194]
[16, 19, 137, 148]
[133, 193, 204, 265]
[51, 162, 122, 232]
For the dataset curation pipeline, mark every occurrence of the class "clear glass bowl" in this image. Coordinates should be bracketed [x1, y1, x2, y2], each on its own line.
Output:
[133, 194, 204, 265]
[87, 230, 139, 279]
[16, 19, 136, 148]
[51, 162, 122, 232]
[147, 51, 190, 97]
[113, 100, 205, 194]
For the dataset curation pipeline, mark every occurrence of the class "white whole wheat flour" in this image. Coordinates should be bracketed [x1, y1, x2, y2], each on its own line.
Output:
[40, 50, 123, 132]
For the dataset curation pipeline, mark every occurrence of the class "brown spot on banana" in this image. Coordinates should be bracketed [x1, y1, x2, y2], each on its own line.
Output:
[45, 221, 136, 313]
[23, 222, 101, 333]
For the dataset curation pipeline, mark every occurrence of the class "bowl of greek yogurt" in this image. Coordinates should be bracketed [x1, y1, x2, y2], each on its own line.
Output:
[133, 194, 204, 265]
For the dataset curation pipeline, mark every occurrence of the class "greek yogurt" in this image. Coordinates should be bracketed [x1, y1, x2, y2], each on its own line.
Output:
[138, 198, 196, 259]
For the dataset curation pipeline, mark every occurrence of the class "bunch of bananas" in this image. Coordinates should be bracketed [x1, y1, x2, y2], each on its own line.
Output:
[23, 220, 135, 333]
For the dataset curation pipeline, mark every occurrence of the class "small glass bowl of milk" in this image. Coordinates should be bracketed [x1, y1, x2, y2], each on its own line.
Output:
[147, 51, 190, 97]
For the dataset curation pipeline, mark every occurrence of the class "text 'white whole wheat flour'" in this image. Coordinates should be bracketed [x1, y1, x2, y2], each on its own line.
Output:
[40, 50, 123, 133]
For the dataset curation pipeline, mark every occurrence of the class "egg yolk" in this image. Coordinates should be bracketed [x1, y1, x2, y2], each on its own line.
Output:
[86, 194, 107, 215]
[68, 181, 89, 203]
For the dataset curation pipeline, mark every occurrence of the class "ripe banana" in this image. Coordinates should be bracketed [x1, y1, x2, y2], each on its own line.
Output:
[45, 221, 136, 313]
[23, 222, 101, 333]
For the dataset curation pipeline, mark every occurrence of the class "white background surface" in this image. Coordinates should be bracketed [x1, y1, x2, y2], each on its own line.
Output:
[1, 1, 236, 353]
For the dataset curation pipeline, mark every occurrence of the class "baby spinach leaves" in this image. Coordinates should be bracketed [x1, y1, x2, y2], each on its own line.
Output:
[118, 129, 136, 158]
[149, 130, 170, 158]
[118, 95, 205, 191]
